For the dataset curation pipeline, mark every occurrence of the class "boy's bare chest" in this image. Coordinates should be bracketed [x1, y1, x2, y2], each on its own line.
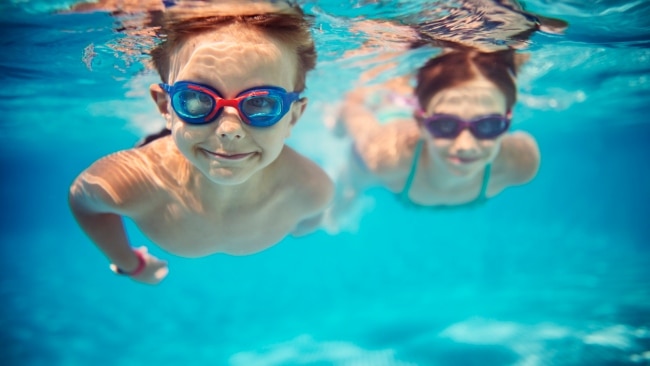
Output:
[133, 197, 296, 257]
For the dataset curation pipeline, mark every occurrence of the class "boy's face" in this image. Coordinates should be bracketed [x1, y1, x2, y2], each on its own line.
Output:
[152, 25, 306, 185]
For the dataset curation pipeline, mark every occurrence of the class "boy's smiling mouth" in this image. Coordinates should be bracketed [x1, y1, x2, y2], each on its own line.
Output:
[201, 148, 256, 161]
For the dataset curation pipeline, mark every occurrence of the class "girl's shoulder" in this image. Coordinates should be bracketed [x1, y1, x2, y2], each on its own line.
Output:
[494, 131, 541, 185]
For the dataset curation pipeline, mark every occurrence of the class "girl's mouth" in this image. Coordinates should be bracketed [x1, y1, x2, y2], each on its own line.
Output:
[448, 156, 480, 164]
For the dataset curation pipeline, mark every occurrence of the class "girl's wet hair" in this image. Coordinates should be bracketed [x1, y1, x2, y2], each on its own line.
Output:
[415, 50, 525, 111]
[150, 5, 316, 92]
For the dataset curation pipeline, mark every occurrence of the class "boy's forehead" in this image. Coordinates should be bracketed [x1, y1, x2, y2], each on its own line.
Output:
[175, 26, 280, 55]
[170, 0, 295, 16]
[168, 25, 296, 87]
[175, 30, 282, 68]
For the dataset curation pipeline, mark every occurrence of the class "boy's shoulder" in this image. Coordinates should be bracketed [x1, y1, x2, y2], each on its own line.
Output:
[74, 137, 180, 213]
[89, 137, 177, 176]
[274, 146, 334, 213]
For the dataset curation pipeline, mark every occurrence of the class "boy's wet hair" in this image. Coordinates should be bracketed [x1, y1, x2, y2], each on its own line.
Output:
[150, 4, 316, 92]
[415, 50, 526, 111]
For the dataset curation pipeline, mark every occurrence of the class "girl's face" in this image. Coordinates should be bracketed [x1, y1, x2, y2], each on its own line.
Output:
[420, 76, 509, 177]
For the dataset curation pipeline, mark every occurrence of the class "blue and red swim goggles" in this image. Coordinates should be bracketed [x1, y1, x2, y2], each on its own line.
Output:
[160, 81, 301, 127]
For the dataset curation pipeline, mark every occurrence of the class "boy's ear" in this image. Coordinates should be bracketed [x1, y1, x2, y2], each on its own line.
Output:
[289, 97, 308, 127]
[150, 84, 172, 128]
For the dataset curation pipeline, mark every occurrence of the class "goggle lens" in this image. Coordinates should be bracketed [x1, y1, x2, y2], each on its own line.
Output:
[429, 116, 462, 138]
[424, 114, 510, 139]
[241, 95, 282, 121]
[173, 90, 213, 119]
[472, 117, 509, 138]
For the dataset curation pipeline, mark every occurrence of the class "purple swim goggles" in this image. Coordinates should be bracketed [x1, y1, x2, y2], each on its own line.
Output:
[419, 113, 511, 140]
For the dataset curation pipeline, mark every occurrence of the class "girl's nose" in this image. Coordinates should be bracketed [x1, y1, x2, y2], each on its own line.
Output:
[450, 129, 479, 154]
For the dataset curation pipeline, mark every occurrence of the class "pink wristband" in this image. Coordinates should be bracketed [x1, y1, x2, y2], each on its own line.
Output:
[115, 250, 146, 276]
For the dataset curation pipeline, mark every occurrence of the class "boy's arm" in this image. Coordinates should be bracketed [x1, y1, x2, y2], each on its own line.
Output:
[68, 187, 140, 273]
[290, 158, 335, 237]
[292, 213, 326, 237]
[68, 151, 168, 284]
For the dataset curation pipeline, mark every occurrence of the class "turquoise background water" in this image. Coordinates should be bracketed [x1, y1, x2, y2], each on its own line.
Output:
[1, 0, 649, 365]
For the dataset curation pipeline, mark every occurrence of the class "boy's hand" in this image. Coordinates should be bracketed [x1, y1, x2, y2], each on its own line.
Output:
[132, 246, 169, 285]
[110, 246, 169, 285]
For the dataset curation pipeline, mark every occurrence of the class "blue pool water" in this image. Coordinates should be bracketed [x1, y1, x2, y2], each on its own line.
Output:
[1, 0, 649, 365]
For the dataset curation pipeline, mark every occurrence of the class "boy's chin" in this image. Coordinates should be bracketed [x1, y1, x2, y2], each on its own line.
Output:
[203, 163, 270, 186]
[205, 169, 255, 185]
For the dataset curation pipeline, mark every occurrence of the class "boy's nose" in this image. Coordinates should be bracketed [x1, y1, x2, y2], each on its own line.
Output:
[215, 107, 245, 140]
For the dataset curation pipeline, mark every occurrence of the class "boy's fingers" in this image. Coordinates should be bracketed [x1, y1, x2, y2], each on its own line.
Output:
[153, 259, 168, 268]
[154, 267, 169, 279]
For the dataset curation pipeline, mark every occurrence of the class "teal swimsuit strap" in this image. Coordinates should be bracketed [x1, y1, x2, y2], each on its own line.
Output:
[401, 139, 424, 201]
[401, 139, 492, 202]
[477, 163, 492, 201]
